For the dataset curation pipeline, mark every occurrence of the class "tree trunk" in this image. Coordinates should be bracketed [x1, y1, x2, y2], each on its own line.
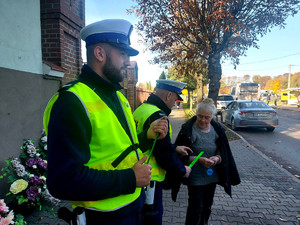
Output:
[196, 73, 204, 105]
[207, 52, 222, 105]
[189, 89, 193, 111]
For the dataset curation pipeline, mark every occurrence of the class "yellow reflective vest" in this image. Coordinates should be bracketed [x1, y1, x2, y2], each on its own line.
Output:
[44, 82, 142, 212]
[133, 103, 172, 182]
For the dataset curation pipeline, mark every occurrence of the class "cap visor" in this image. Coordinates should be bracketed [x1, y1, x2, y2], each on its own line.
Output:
[109, 43, 139, 56]
[177, 93, 183, 101]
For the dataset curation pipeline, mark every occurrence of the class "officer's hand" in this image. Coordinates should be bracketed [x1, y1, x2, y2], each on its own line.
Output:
[183, 166, 192, 178]
[132, 155, 152, 187]
[147, 116, 168, 140]
[176, 146, 193, 156]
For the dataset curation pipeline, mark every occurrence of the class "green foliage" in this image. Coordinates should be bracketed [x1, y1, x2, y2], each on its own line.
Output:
[14, 214, 27, 225]
[168, 64, 197, 90]
[146, 81, 152, 90]
[17, 195, 29, 205]
[159, 71, 166, 79]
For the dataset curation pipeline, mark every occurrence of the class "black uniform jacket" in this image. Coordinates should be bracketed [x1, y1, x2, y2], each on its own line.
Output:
[138, 94, 186, 177]
[163, 116, 241, 201]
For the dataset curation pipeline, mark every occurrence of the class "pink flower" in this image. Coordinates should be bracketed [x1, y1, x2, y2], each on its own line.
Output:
[0, 206, 7, 212]
[0, 210, 14, 225]
[0, 199, 6, 207]
[0, 200, 8, 213]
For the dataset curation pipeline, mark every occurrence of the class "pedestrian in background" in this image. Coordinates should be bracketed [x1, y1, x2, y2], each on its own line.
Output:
[267, 94, 270, 105]
[171, 98, 240, 225]
[133, 79, 192, 225]
[274, 94, 278, 106]
[43, 19, 168, 225]
[176, 99, 182, 109]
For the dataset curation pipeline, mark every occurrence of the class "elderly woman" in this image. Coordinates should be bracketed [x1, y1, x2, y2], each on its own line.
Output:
[174, 98, 240, 225]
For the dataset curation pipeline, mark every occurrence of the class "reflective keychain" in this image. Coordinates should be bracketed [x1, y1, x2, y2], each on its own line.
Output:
[207, 168, 213, 176]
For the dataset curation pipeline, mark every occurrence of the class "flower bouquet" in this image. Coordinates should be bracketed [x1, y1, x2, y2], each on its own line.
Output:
[0, 131, 60, 217]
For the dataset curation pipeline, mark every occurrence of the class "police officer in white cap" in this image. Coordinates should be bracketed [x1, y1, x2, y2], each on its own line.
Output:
[44, 19, 169, 225]
[133, 79, 192, 225]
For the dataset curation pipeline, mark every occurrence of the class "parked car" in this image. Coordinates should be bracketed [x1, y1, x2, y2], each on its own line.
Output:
[221, 100, 279, 131]
[216, 94, 234, 114]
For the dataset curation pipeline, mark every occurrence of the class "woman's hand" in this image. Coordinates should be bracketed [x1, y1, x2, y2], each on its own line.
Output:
[209, 156, 221, 165]
[198, 157, 215, 168]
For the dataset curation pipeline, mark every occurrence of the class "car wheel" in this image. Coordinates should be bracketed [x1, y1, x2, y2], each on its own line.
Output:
[266, 127, 275, 132]
[231, 118, 238, 131]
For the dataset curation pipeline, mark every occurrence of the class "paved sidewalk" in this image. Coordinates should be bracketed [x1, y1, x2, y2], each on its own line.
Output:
[26, 107, 300, 225]
[163, 107, 300, 225]
[272, 104, 300, 112]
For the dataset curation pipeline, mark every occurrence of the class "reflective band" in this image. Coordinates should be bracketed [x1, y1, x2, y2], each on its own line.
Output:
[112, 143, 139, 168]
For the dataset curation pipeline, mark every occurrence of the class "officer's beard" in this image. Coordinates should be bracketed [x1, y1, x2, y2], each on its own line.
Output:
[103, 55, 124, 84]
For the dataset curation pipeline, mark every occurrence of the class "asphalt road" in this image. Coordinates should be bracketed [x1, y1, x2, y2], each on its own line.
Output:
[234, 107, 300, 178]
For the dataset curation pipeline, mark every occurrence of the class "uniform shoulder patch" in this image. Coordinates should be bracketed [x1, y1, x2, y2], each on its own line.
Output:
[158, 112, 166, 117]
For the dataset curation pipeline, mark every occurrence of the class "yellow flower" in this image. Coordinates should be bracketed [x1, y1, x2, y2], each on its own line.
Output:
[10, 179, 28, 194]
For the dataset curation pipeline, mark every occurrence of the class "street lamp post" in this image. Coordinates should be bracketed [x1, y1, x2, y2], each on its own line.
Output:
[288, 64, 291, 89]
[288, 64, 291, 104]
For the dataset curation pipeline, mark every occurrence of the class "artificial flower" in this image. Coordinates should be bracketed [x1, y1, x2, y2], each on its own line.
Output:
[11, 159, 28, 178]
[0, 200, 9, 213]
[29, 176, 44, 186]
[25, 158, 36, 168]
[26, 186, 39, 200]
[10, 179, 28, 194]
[0, 210, 14, 225]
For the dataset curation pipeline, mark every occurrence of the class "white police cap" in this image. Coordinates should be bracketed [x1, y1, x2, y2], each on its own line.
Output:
[156, 79, 186, 101]
[80, 19, 139, 56]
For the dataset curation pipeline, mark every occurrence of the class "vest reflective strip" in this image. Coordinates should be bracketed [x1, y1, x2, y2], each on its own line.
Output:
[133, 103, 172, 182]
[116, 93, 140, 161]
[43, 94, 59, 136]
[44, 82, 142, 211]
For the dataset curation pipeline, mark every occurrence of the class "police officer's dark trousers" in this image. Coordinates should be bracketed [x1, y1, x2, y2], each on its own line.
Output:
[141, 182, 163, 225]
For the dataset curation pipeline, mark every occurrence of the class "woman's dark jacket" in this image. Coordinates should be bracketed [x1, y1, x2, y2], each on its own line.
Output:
[163, 116, 241, 201]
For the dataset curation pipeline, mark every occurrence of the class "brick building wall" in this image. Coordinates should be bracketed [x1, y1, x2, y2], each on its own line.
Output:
[123, 61, 138, 110]
[136, 87, 154, 108]
[120, 61, 154, 110]
[40, 0, 85, 84]
[40, 1, 142, 108]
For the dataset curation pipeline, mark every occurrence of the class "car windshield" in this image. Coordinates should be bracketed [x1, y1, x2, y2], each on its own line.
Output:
[240, 84, 259, 92]
[239, 102, 270, 109]
[218, 95, 234, 101]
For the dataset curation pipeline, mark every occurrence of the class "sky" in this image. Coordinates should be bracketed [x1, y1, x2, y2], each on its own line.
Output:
[83, 0, 300, 85]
